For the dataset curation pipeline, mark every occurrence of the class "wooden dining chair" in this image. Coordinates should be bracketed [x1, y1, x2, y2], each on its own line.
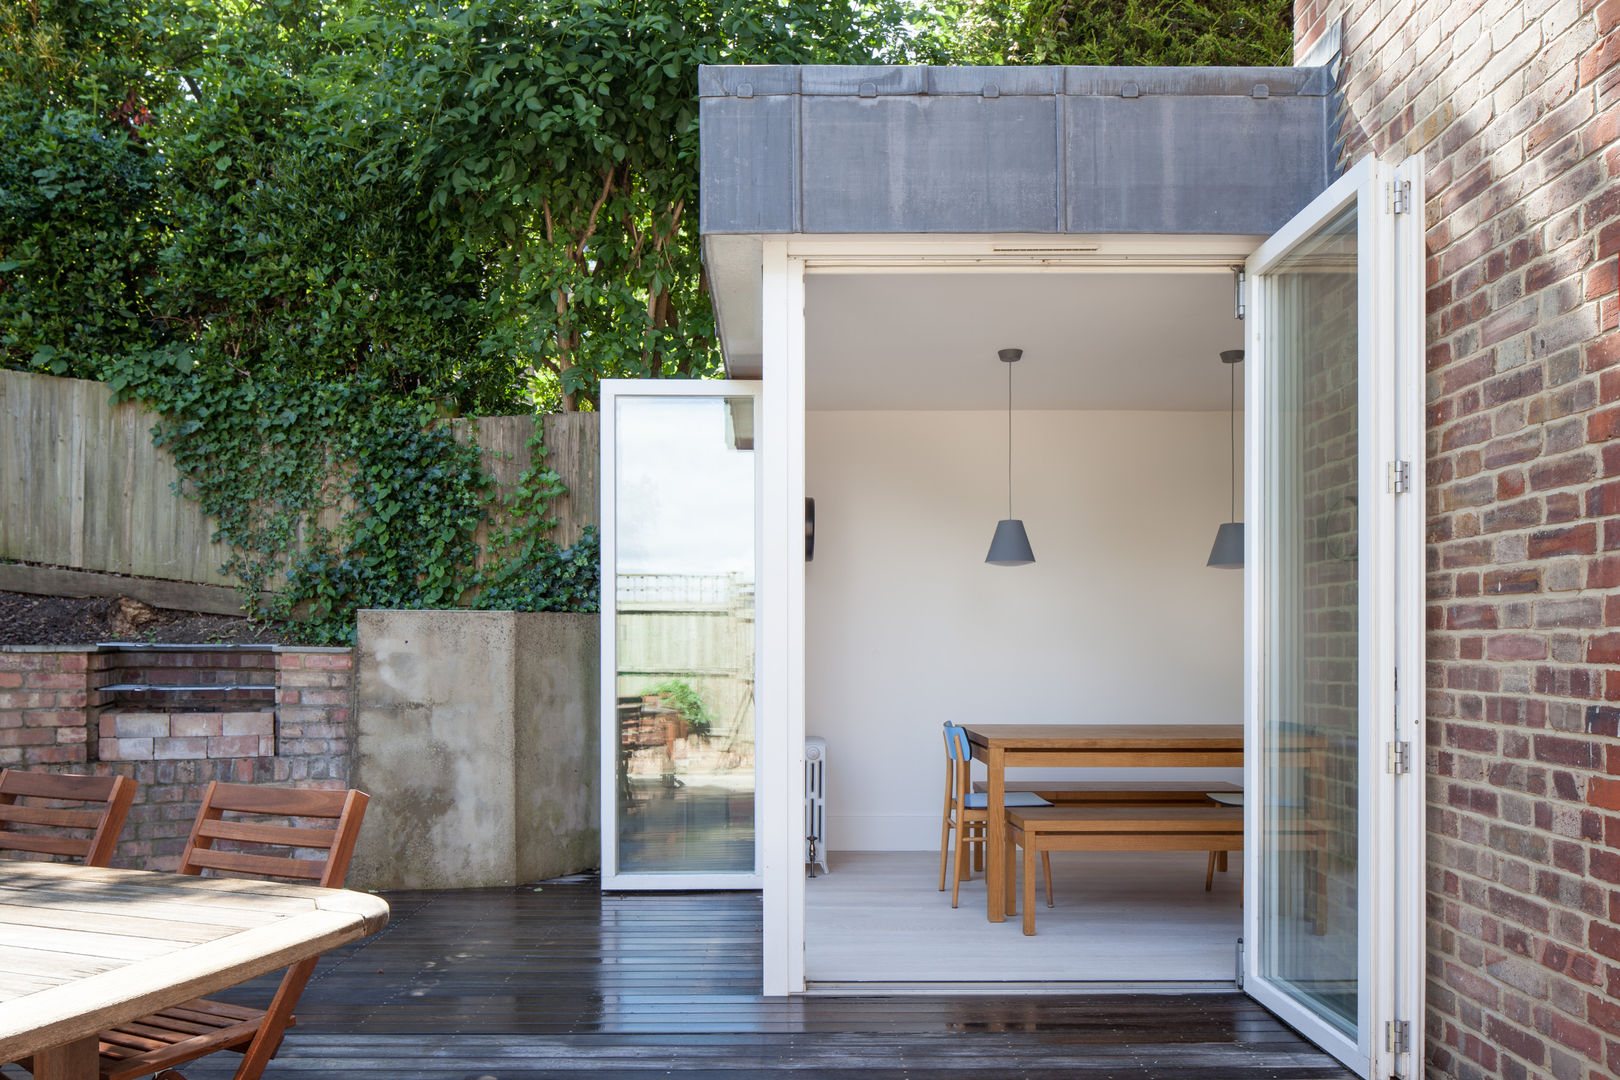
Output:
[0, 768, 137, 867]
[937, 723, 1053, 909]
[92, 781, 369, 1080]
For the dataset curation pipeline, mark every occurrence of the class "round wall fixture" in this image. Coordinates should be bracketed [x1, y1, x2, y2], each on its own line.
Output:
[805, 497, 816, 561]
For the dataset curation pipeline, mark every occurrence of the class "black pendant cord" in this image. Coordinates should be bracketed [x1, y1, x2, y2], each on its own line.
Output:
[1228, 360, 1236, 523]
[1007, 360, 1014, 518]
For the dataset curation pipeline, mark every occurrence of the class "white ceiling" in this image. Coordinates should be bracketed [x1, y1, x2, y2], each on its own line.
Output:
[805, 269, 1245, 411]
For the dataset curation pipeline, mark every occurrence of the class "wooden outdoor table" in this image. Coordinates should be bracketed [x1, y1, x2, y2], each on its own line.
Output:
[0, 862, 389, 1080]
[958, 724, 1244, 923]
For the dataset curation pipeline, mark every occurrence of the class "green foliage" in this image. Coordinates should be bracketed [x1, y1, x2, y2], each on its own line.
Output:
[1, 0, 918, 641]
[919, 0, 1293, 66]
[476, 420, 601, 613]
[646, 679, 715, 737]
[1, 0, 922, 409]
[2, 0, 1290, 643]
[115, 352, 594, 644]
[341, 0, 921, 408]
[0, 106, 161, 375]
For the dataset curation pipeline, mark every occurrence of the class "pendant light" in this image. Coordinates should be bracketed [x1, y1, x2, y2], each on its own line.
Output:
[1207, 349, 1244, 569]
[986, 348, 1035, 566]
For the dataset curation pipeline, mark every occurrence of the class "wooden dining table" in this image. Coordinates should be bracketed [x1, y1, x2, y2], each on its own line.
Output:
[958, 723, 1245, 922]
[0, 861, 389, 1079]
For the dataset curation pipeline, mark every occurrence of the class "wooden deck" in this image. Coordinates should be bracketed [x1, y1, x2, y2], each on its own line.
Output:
[157, 875, 1355, 1079]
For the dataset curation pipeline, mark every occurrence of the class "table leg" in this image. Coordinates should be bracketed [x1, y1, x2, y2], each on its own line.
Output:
[33, 1035, 98, 1080]
[986, 747, 1006, 922]
[1023, 846, 1038, 936]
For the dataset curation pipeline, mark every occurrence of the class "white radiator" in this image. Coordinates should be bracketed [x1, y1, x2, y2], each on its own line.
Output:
[805, 736, 829, 876]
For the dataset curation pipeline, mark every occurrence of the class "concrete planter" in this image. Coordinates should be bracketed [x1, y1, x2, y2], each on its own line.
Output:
[349, 609, 599, 890]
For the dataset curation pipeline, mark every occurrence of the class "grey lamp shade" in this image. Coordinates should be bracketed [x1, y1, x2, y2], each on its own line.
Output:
[986, 519, 1036, 566]
[1207, 521, 1244, 569]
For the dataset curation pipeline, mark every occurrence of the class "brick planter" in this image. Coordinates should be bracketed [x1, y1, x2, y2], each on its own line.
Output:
[0, 644, 353, 869]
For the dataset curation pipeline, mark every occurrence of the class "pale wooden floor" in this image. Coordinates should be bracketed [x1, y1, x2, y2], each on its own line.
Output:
[806, 850, 1243, 985]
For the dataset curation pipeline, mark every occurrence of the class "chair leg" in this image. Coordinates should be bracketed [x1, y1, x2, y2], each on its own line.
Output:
[951, 816, 969, 908]
[1205, 852, 1217, 892]
[229, 956, 318, 1080]
[938, 815, 952, 892]
[1042, 851, 1053, 908]
[1218, 850, 1228, 873]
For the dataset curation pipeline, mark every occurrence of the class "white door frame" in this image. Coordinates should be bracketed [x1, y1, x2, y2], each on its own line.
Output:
[1239, 154, 1426, 1079]
[599, 377, 764, 891]
[754, 233, 1263, 995]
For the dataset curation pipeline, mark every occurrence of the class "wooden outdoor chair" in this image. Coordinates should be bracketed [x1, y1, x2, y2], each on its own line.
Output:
[93, 781, 370, 1080]
[0, 769, 137, 867]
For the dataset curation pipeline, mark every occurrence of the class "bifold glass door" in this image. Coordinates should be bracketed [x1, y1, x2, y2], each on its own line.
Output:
[1244, 155, 1425, 1078]
[599, 380, 763, 889]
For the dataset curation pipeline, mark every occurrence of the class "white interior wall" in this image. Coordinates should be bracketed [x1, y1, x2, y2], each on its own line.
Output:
[806, 408, 1245, 852]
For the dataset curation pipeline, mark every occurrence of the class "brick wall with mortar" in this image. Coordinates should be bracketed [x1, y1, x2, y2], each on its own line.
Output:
[0, 645, 353, 870]
[1300, 3, 1620, 1079]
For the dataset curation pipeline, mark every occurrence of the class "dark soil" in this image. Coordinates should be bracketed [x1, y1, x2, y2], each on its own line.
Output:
[0, 591, 294, 647]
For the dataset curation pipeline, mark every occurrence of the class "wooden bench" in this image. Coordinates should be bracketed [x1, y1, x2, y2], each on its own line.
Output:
[963, 781, 1241, 874]
[1004, 805, 1244, 936]
[972, 780, 1241, 803]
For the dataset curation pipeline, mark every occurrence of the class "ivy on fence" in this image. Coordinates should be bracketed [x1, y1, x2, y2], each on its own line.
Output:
[120, 353, 597, 645]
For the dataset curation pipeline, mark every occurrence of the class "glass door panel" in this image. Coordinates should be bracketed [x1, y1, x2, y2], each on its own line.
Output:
[1244, 154, 1420, 1078]
[1259, 202, 1361, 1035]
[601, 383, 762, 888]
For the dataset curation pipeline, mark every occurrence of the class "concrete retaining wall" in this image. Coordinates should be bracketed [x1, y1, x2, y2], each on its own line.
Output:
[349, 609, 598, 890]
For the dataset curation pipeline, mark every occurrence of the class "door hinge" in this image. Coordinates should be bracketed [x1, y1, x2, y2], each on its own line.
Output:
[1388, 459, 1411, 494]
[1235, 937, 1244, 988]
[1232, 266, 1246, 320]
[1388, 180, 1411, 214]
[1387, 741, 1412, 775]
[1385, 1018, 1411, 1054]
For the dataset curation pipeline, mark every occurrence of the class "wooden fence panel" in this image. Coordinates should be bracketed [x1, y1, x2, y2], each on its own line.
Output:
[0, 369, 600, 591]
[0, 370, 238, 586]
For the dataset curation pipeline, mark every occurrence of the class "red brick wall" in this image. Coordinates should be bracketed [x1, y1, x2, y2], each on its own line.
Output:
[1302, 2, 1620, 1078]
[0, 649, 91, 766]
[0, 646, 353, 869]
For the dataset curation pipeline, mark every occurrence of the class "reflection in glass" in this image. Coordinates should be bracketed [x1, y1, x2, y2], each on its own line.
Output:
[1261, 204, 1359, 1034]
[614, 396, 756, 875]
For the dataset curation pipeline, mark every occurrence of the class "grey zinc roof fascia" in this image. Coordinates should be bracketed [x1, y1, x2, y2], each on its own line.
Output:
[698, 63, 1338, 238]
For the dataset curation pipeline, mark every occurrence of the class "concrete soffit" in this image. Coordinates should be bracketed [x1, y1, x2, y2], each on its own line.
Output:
[699, 61, 1344, 378]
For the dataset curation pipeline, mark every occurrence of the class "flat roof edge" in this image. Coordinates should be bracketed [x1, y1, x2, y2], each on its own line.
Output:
[697, 64, 1335, 99]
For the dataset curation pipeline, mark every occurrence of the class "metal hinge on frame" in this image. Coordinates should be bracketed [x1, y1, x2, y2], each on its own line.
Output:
[1232, 266, 1246, 320]
[1234, 937, 1244, 988]
[1387, 741, 1412, 775]
[1388, 180, 1412, 214]
[1385, 1019, 1411, 1055]
[1388, 459, 1411, 494]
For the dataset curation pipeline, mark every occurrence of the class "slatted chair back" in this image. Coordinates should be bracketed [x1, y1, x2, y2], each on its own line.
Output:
[0, 769, 137, 867]
[178, 781, 368, 888]
[93, 782, 371, 1080]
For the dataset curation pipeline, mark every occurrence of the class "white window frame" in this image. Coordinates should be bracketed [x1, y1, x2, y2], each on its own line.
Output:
[599, 377, 765, 892]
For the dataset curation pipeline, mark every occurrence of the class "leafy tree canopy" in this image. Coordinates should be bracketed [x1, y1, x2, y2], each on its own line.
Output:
[0, 0, 921, 412]
[917, 0, 1293, 67]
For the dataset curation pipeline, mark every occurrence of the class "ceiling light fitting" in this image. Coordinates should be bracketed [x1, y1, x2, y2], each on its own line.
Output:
[986, 348, 1035, 567]
[1207, 349, 1245, 569]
